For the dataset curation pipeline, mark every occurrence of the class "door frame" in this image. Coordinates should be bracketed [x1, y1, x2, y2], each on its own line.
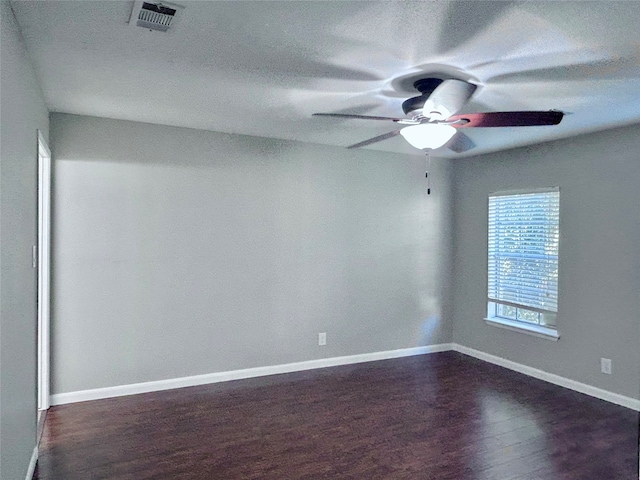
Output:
[37, 130, 51, 412]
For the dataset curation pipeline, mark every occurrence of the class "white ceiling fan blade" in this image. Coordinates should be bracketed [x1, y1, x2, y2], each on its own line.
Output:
[423, 79, 477, 120]
[347, 130, 401, 149]
[446, 132, 476, 153]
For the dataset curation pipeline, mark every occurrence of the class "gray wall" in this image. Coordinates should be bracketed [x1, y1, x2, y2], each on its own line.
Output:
[451, 124, 640, 399]
[0, 1, 50, 478]
[50, 113, 453, 395]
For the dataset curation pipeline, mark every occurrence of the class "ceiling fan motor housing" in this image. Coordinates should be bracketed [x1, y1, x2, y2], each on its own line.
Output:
[401, 78, 444, 115]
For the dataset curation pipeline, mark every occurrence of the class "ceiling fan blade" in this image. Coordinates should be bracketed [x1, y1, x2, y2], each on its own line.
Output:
[313, 113, 404, 122]
[448, 111, 563, 128]
[347, 130, 401, 149]
[421, 79, 477, 121]
[446, 132, 476, 153]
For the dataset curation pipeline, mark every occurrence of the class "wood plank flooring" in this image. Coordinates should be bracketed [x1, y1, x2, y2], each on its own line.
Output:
[34, 352, 639, 479]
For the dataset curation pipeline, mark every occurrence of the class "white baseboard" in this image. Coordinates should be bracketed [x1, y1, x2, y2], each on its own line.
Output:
[51, 343, 453, 405]
[50, 342, 640, 412]
[25, 446, 37, 480]
[452, 343, 640, 411]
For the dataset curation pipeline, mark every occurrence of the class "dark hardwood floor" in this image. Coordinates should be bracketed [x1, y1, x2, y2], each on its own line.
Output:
[34, 352, 639, 479]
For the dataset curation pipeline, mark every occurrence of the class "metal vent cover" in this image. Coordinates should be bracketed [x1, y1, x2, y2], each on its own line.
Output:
[129, 1, 184, 32]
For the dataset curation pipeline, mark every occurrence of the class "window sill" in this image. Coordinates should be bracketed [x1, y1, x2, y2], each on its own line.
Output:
[484, 317, 560, 341]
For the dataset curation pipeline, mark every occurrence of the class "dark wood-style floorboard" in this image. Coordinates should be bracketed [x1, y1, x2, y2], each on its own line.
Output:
[34, 352, 639, 479]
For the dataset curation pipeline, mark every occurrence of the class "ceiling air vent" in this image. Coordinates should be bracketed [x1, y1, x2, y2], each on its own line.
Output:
[128, 1, 184, 32]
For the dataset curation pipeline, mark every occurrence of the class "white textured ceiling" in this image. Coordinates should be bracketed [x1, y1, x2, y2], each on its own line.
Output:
[11, 1, 640, 157]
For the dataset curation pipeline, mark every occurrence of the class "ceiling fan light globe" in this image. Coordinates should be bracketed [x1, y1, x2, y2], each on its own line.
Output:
[399, 124, 456, 150]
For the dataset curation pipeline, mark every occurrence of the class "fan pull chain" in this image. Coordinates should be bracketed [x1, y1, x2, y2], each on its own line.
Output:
[425, 150, 431, 195]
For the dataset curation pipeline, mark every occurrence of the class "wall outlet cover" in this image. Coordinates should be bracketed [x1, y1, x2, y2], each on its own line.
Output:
[600, 358, 612, 375]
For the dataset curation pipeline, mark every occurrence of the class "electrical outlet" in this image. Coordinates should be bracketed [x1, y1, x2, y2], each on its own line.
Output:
[318, 332, 327, 346]
[601, 358, 612, 375]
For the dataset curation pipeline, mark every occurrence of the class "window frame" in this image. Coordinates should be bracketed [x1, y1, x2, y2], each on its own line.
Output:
[484, 187, 560, 341]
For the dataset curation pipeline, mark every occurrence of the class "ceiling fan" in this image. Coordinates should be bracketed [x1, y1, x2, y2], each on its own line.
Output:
[313, 78, 564, 153]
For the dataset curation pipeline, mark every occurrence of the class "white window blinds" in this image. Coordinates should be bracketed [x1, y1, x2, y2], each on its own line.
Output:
[488, 189, 559, 314]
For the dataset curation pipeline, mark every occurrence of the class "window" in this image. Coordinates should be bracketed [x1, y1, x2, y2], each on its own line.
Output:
[486, 188, 560, 339]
